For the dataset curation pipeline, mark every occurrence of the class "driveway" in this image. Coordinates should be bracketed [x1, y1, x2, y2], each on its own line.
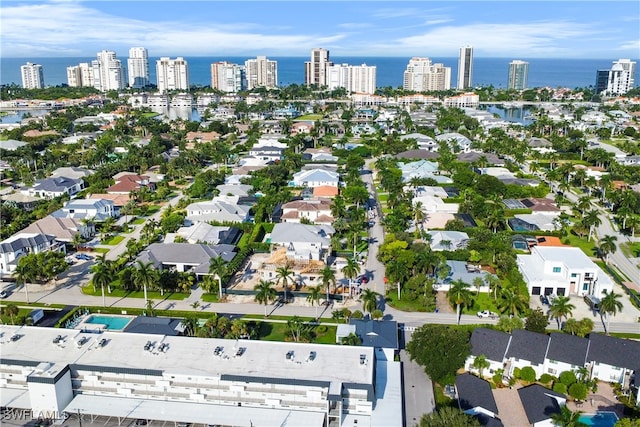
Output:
[400, 346, 435, 427]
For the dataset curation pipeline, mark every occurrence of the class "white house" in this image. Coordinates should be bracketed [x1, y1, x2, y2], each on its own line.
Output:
[543, 333, 589, 377]
[413, 195, 459, 214]
[427, 231, 469, 251]
[517, 246, 614, 298]
[280, 199, 334, 225]
[0, 233, 65, 275]
[455, 374, 499, 420]
[291, 169, 340, 188]
[186, 196, 251, 224]
[435, 132, 472, 153]
[504, 330, 550, 380]
[587, 333, 640, 388]
[400, 133, 438, 152]
[269, 223, 334, 263]
[51, 199, 117, 222]
[465, 328, 511, 377]
[21, 177, 84, 199]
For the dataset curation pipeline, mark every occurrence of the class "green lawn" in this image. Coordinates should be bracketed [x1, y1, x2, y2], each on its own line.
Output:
[295, 114, 323, 121]
[81, 285, 187, 300]
[257, 322, 337, 344]
[130, 218, 146, 225]
[623, 242, 640, 258]
[377, 193, 389, 202]
[201, 293, 220, 303]
[385, 293, 431, 312]
[464, 292, 500, 314]
[101, 235, 125, 245]
[563, 232, 598, 257]
[93, 248, 110, 254]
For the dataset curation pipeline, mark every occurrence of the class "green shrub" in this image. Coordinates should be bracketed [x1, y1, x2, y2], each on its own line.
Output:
[351, 310, 364, 319]
[553, 382, 568, 394]
[316, 325, 328, 334]
[492, 372, 504, 387]
[539, 374, 555, 385]
[512, 367, 521, 379]
[568, 382, 588, 401]
[559, 371, 577, 386]
[520, 366, 537, 383]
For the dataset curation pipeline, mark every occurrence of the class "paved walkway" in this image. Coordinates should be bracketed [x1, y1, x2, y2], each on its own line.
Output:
[493, 386, 529, 427]
[565, 382, 626, 418]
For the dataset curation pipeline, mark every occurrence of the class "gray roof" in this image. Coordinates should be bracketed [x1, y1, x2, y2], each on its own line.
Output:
[0, 139, 27, 151]
[0, 233, 55, 254]
[457, 152, 502, 165]
[395, 149, 440, 160]
[136, 243, 236, 274]
[470, 328, 511, 362]
[350, 320, 399, 350]
[216, 184, 253, 197]
[270, 223, 334, 245]
[546, 332, 589, 368]
[455, 373, 499, 415]
[517, 384, 564, 424]
[33, 176, 83, 192]
[123, 317, 182, 336]
[506, 329, 550, 365]
[587, 333, 640, 372]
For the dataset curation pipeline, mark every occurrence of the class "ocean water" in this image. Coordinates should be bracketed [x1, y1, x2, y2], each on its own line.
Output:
[1, 56, 637, 90]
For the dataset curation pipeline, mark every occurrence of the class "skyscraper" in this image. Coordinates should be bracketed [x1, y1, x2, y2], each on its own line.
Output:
[457, 46, 473, 89]
[403, 58, 451, 92]
[305, 48, 332, 87]
[128, 47, 149, 89]
[507, 60, 529, 90]
[244, 56, 278, 89]
[20, 62, 44, 89]
[326, 63, 377, 94]
[156, 57, 190, 93]
[91, 50, 126, 92]
[595, 59, 636, 95]
[211, 61, 245, 93]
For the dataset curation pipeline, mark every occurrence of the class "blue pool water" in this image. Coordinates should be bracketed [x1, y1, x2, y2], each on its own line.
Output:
[85, 315, 132, 331]
[578, 412, 619, 427]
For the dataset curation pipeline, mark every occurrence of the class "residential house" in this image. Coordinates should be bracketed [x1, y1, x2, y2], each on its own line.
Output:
[409, 185, 448, 198]
[336, 320, 400, 361]
[0, 139, 27, 151]
[269, 223, 334, 263]
[185, 131, 220, 144]
[301, 164, 339, 173]
[50, 166, 95, 180]
[520, 198, 561, 212]
[290, 122, 314, 136]
[505, 330, 550, 379]
[455, 374, 501, 422]
[106, 173, 154, 195]
[543, 333, 589, 377]
[51, 199, 117, 222]
[466, 328, 511, 377]
[186, 196, 252, 224]
[400, 133, 438, 152]
[435, 260, 494, 292]
[395, 149, 440, 160]
[169, 223, 241, 245]
[280, 199, 334, 225]
[0, 233, 64, 275]
[587, 333, 640, 387]
[413, 195, 459, 214]
[246, 145, 285, 163]
[85, 193, 131, 209]
[427, 231, 469, 251]
[20, 216, 92, 242]
[136, 243, 236, 277]
[457, 152, 503, 165]
[435, 132, 472, 153]
[21, 176, 84, 199]
[517, 384, 565, 427]
[398, 160, 440, 182]
[302, 148, 339, 163]
[511, 213, 560, 232]
[0, 192, 42, 211]
[517, 246, 614, 297]
[313, 185, 339, 198]
[291, 169, 340, 188]
[216, 184, 253, 197]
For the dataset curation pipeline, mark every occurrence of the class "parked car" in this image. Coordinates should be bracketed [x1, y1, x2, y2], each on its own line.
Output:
[75, 253, 93, 261]
[0, 290, 7, 299]
[356, 274, 369, 284]
[477, 310, 498, 319]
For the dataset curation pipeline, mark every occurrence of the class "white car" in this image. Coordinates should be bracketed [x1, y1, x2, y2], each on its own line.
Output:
[477, 310, 498, 319]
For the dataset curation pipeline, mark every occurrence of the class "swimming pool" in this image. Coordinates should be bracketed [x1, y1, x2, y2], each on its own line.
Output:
[578, 411, 619, 427]
[85, 315, 133, 331]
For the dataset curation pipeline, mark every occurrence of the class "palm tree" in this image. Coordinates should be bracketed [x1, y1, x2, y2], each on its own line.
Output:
[254, 280, 277, 317]
[447, 280, 474, 324]
[341, 257, 361, 299]
[90, 255, 112, 307]
[134, 260, 157, 306]
[582, 210, 601, 242]
[1, 303, 19, 324]
[275, 264, 295, 303]
[306, 285, 323, 319]
[360, 288, 379, 315]
[472, 354, 490, 378]
[320, 266, 336, 302]
[486, 275, 502, 301]
[208, 256, 227, 300]
[13, 262, 32, 304]
[472, 276, 485, 296]
[550, 406, 587, 427]
[598, 235, 617, 264]
[549, 295, 576, 329]
[599, 290, 623, 335]
[497, 288, 529, 317]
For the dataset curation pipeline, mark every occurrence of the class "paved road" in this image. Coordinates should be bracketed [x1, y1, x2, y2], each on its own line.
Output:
[400, 348, 435, 426]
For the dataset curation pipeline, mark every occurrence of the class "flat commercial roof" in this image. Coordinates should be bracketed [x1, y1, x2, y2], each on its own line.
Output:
[64, 395, 326, 427]
[0, 325, 374, 386]
[0, 388, 31, 409]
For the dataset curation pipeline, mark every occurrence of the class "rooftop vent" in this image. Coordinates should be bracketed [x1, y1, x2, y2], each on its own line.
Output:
[286, 350, 295, 361]
[308, 351, 316, 362]
[98, 338, 108, 348]
[235, 347, 246, 357]
[359, 354, 367, 365]
[214, 346, 224, 356]
[52, 335, 64, 344]
[158, 343, 169, 353]
[144, 341, 154, 351]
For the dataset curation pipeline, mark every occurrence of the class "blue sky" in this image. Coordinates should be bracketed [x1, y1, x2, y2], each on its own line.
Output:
[1, 0, 638, 58]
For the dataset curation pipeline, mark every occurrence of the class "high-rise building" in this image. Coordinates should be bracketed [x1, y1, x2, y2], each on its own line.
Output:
[457, 46, 473, 89]
[210, 61, 245, 93]
[507, 60, 529, 90]
[91, 50, 126, 92]
[20, 62, 44, 89]
[596, 59, 636, 95]
[66, 63, 93, 88]
[326, 63, 377, 94]
[403, 57, 451, 92]
[244, 56, 278, 89]
[128, 47, 149, 88]
[156, 57, 190, 93]
[305, 48, 332, 87]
